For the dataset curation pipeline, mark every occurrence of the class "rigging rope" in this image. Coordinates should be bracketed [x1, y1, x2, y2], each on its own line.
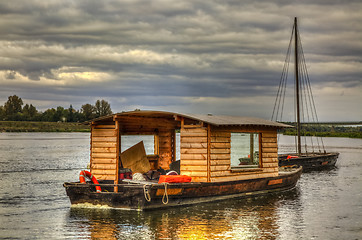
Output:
[297, 31, 326, 153]
[271, 25, 294, 122]
[272, 19, 327, 154]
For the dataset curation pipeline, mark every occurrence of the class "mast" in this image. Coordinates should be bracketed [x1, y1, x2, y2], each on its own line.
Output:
[294, 17, 302, 155]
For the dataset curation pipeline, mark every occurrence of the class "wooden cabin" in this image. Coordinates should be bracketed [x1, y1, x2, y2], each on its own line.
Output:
[88, 110, 290, 184]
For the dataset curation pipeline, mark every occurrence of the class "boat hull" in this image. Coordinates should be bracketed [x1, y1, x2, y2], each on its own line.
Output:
[278, 152, 339, 171]
[63, 167, 302, 210]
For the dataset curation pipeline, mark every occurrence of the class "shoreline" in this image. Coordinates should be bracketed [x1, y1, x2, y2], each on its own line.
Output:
[283, 132, 362, 139]
[0, 121, 360, 138]
[0, 121, 90, 132]
[282, 128, 362, 139]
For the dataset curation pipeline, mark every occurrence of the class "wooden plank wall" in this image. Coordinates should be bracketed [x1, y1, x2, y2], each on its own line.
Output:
[158, 129, 175, 170]
[260, 131, 279, 173]
[180, 127, 279, 183]
[119, 116, 175, 134]
[209, 130, 279, 182]
[90, 123, 117, 181]
[210, 130, 231, 180]
[180, 126, 208, 182]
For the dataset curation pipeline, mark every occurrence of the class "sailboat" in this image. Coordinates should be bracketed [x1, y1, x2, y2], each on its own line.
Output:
[272, 17, 339, 171]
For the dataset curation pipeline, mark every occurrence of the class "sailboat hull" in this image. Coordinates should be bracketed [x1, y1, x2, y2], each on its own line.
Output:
[278, 152, 339, 172]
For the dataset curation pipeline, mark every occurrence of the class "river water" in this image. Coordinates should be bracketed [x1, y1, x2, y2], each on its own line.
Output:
[0, 132, 361, 239]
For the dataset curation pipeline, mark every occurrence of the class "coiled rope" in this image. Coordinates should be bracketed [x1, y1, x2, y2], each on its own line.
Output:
[162, 183, 169, 205]
[143, 182, 169, 204]
[143, 185, 151, 202]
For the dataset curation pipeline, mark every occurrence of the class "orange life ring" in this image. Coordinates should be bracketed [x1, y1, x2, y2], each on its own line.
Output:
[79, 170, 101, 193]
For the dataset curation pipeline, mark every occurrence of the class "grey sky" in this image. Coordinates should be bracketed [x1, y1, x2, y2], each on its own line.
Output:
[0, 0, 361, 121]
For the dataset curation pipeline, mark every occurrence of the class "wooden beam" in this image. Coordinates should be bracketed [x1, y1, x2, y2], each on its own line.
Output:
[154, 132, 159, 155]
[180, 117, 184, 130]
[90, 124, 94, 171]
[172, 129, 176, 162]
[259, 133, 263, 168]
[180, 142, 208, 149]
[181, 160, 208, 166]
[207, 124, 211, 182]
[93, 124, 116, 129]
[181, 148, 208, 154]
[91, 158, 117, 164]
[114, 120, 120, 192]
[174, 115, 183, 121]
[91, 147, 116, 153]
[92, 129, 116, 137]
[91, 153, 116, 158]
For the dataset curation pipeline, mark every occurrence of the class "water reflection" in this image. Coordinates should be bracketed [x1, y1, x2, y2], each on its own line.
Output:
[1, 133, 360, 239]
[67, 188, 300, 239]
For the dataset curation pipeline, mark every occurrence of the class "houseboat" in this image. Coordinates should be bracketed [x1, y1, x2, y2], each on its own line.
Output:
[64, 110, 302, 210]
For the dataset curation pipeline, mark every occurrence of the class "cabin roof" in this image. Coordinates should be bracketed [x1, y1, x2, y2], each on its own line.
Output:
[88, 110, 291, 128]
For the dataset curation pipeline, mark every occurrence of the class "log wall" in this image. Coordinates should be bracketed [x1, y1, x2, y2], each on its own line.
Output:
[179, 125, 279, 183]
[90, 123, 118, 181]
[209, 130, 279, 182]
[157, 129, 176, 169]
[180, 126, 208, 182]
[209, 130, 231, 180]
[260, 132, 279, 172]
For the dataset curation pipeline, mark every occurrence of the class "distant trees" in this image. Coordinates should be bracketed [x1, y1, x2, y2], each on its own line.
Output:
[81, 104, 95, 121]
[94, 99, 112, 118]
[4, 95, 23, 120]
[0, 106, 4, 120]
[23, 104, 37, 118]
[0, 95, 113, 122]
[282, 124, 362, 139]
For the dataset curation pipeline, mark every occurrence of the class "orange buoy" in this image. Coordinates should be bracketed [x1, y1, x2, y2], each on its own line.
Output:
[79, 170, 101, 193]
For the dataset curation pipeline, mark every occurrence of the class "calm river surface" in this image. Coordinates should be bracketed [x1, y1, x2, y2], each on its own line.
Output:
[0, 132, 361, 239]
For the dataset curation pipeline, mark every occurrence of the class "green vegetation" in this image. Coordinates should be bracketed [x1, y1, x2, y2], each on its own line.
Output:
[0, 95, 112, 122]
[0, 121, 90, 132]
[0, 94, 112, 132]
[1, 95, 361, 136]
[282, 125, 362, 139]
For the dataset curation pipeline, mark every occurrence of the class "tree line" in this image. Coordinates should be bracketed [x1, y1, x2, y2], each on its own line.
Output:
[0, 95, 113, 122]
[282, 124, 362, 139]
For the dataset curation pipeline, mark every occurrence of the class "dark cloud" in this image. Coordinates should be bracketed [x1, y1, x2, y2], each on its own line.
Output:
[0, 0, 361, 121]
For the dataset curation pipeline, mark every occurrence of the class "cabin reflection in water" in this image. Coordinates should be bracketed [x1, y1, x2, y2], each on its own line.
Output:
[68, 192, 294, 239]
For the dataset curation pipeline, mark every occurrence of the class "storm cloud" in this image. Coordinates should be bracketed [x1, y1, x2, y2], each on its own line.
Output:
[0, 0, 361, 121]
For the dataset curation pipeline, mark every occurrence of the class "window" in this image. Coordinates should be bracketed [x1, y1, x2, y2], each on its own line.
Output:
[230, 133, 260, 168]
[121, 135, 155, 155]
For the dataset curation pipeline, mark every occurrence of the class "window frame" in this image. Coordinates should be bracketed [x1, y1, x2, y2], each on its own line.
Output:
[230, 132, 261, 170]
[120, 134, 159, 156]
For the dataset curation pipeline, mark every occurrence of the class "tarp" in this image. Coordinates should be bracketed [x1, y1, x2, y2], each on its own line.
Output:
[158, 175, 192, 183]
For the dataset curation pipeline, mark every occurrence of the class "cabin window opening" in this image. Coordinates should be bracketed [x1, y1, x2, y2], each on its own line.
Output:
[176, 132, 180, 160]
[121, 135, 155, 155]
[230, 133, 260, 168]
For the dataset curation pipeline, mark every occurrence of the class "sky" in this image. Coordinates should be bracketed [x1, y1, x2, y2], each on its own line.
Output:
[0, 0, 361, 122]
